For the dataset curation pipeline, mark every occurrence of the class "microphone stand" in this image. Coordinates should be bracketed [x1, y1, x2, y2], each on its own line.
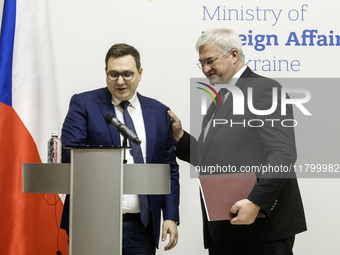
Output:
[122, 136, 128, 164]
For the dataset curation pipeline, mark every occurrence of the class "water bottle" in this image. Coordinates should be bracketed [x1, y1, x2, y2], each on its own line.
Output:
[47, 132, 62, 163]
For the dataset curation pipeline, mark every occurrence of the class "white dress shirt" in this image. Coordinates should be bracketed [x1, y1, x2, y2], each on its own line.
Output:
[112, 93, 146, 214]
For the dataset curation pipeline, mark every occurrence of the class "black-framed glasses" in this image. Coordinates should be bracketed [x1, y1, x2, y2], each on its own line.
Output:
[197, 50, 232, 69]
[107, 71, 134, 81]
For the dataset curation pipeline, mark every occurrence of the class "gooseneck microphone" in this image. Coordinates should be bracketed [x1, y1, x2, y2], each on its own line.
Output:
[104, 113, 141, 145]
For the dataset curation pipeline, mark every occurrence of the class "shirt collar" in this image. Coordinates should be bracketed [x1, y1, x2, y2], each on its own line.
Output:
[112, 92, 138, 109]
[214, 65, 247, 89]
[233, 64, 247, 79]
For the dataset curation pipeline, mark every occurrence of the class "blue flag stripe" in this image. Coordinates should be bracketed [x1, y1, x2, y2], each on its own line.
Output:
[0, 0, 16, 106]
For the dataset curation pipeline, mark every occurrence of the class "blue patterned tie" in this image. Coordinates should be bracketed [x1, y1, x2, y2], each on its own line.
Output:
[120, 101, 149, 227]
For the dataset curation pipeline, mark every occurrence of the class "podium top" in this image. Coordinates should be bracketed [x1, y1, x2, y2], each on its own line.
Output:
[23, 163, 170, 195]
[63, 145, 130, 149]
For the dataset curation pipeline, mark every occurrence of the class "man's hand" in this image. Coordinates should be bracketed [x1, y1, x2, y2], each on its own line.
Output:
[167, 110, 184, 143]
[162, 220, 178, 251]
[230, 199, 261, 225]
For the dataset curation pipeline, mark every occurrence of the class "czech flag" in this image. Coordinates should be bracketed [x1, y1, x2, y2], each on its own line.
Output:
[0, 0, 68, 254]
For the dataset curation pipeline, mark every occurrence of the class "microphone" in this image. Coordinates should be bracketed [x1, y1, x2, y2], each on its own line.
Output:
[104, 113, 141, 145]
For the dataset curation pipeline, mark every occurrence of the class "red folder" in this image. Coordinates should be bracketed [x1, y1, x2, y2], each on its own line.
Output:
[199, 172, 264, 221]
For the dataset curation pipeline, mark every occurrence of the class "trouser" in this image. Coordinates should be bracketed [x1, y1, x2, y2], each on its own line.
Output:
[208, 236, 295, 255]
[122, 213, 155, 255]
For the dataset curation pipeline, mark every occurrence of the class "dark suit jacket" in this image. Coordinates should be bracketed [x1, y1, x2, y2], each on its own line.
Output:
[176, 67, 306, 248]
[60, 87, 179, 247]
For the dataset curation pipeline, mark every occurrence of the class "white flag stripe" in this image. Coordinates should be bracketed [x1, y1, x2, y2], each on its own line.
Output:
[0, 0, 4, 29]
[12, 0, 59, 162]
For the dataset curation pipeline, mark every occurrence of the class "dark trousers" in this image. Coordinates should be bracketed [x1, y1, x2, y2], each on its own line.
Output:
[209, 236, 295, 255]
[122, 215, 155, 255]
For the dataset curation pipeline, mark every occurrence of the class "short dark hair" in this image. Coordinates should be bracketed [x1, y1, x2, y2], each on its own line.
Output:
[105, 43, 141, 70]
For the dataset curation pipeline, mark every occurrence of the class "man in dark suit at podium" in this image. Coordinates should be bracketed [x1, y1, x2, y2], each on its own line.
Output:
[60, 43, 179, 254]
[168, 28, 306, 254]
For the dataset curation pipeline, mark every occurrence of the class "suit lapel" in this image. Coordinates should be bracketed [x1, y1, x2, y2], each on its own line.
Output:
[138, 93, 156, 163]
[96, 87, 121, 146]
[202, 95, 233, 151]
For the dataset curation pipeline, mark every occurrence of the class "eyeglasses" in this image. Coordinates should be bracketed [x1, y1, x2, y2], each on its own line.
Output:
[107, 71, 134, 81]
[197, 50, 232, 69]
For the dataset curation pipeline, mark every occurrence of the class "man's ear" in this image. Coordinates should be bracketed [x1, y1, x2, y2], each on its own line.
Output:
[138, 67, 143, 81]
[230, 49, 239, 60]
[230, 49, 241, 65]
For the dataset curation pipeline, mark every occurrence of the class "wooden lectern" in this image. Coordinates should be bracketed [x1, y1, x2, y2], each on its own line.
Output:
[22, 147, 170, 255]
